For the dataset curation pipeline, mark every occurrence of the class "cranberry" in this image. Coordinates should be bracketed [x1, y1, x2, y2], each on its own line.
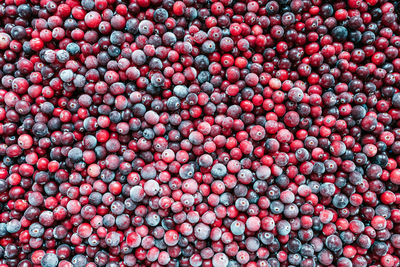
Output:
[0, 0, 399, 266]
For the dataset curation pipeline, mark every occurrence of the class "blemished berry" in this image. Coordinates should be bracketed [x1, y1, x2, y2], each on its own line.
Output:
[0, 0, 400, 265]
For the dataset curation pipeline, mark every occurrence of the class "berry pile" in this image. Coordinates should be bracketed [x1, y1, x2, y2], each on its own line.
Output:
[1, 0, 400, 266]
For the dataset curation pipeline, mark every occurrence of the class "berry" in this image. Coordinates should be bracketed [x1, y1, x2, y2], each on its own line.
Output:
[0, 1, 399, 266]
